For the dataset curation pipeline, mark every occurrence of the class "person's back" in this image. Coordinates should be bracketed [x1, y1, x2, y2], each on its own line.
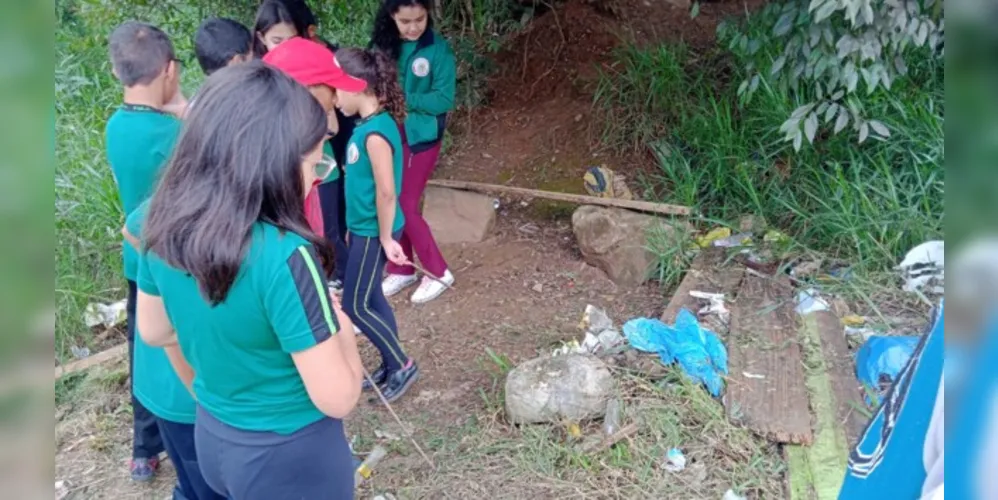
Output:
[141, 223, 331, 433]
[135, 62, 363, 500]
[104, 19, 184, 483]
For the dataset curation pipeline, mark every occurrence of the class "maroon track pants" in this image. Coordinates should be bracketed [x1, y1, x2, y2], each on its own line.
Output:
[385, 138, 448, 277]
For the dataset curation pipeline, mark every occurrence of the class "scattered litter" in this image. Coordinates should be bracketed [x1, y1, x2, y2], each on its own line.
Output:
[697, 227, 731, 248]
[566, 421, 583, 438]
[622, 309, 728, 396]
[83, 299, 127, 328]
[551, 339, 586, 357]
[583, 165, 634, 200]
[663, 448, 687, 472]
[689, 290, 729, 323]
[492, 198, 501, 210]
[897, 240, 944, 293]
[712, 232, 754, 248]
[856, 335, 919, 405]
[372, 494, 397, 500]
[602, 398, 621, 435]
[532, 283, 544, 293]
[581, 329, 625, 354]
[70, 346, 91, 360]
[517, 222, 540, 235]
[374, 429, 401, 441]
[789, 258, 822, 278]
[355, 445, 388, 485]
[722, 489, 747, 500]
[763, 229, 791, 246]
[841, 314, 866, 327]
[795, 288, 829, 315]
[844, 326, 877, 342]
[742, 371, 766, 379]
[581, 304, 615, 333]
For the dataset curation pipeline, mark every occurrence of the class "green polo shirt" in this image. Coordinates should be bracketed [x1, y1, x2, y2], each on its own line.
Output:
[126, 201, 196, 424]
[397, 31, 456, 147]
[343, 111, 405, 237]
[137, 222, 340, 434]
[105, 105, 181, 281]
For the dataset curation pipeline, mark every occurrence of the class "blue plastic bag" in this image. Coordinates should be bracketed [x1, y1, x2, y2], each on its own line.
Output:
[855, 335, 919, 405]
[623, 309, 728, 396]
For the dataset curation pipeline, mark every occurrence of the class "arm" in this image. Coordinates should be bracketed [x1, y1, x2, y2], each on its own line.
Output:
[367, 134, 397, 244]
[331, 299, 363, 381]
[122, 226, 140, 250]
[407, 45, 456, 116]
[136, 291, 177, 347]
[269, 245, 363, 419]
[164, 344, 195, 396]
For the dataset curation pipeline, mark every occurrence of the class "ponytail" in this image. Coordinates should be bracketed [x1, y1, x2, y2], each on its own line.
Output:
[336, 47, 408, 123]
[372, 50, 407, 123]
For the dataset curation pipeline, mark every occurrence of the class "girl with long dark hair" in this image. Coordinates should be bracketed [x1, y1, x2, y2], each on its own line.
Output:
[252, 0, 304, 56]
[135, 62, 362, 499]
[333, 47, 420, 402]
[370, 0, 457, 304]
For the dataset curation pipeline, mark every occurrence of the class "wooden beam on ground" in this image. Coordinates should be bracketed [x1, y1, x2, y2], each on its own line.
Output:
[661, 247, 744, 325]
[54, 343, 127, 380]
[785, 310, 858, 499]
[427, 179, 692, 216]
[725, 273, 813, 444]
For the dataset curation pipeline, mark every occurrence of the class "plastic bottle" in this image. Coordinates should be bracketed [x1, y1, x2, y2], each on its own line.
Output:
[603, 398, 621, 435]
[354, 445, 388, 485]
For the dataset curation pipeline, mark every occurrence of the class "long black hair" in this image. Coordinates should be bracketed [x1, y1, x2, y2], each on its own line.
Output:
[252, 0, 304, 56]
[143, 61, 332, 304]
[370, 0, 435, 61]
[336, 48, 407, 123]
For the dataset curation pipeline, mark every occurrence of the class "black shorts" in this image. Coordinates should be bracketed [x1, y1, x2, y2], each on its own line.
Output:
[194, 406, 354, 499]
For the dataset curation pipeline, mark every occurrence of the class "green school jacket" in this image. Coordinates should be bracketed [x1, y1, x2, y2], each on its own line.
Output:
[397, 30, 456, 149]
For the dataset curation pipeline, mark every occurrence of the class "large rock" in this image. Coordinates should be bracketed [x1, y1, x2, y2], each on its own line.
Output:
[423, 186, 496, 244]
[505, 353, 615, 424]
[572, 205, 681, 286]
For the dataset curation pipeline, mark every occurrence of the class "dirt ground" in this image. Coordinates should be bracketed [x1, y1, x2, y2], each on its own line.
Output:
[55, 1, 779, 498]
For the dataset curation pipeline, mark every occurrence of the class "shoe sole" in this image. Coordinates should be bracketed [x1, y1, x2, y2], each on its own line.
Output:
[411, 277, 455, 304]
[383, 278, 418, 298]
[375, 369, 420, 404]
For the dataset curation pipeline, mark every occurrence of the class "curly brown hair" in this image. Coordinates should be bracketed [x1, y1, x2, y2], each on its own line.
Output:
[335, 47, 407, 123]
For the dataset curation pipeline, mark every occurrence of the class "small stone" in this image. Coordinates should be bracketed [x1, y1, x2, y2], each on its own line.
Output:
[575, 113, 583, 122]
[482, 152, 493, 159]
[532, 283, 544, 293]
[505, 353, 615, 424]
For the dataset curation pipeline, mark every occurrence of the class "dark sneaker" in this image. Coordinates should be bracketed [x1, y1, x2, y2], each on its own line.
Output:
[362, 365, 388, 392]
[378, 362, 420, 403]
[130, 456, 160, 482]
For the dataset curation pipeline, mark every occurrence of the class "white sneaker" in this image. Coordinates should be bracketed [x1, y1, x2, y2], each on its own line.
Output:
[410, 270, 455, 304]
[382, 273, 418, 297]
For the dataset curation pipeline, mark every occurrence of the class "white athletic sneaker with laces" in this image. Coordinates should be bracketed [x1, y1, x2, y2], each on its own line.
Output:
[410, 270, 455, 304]
[382, 273, 418, 297]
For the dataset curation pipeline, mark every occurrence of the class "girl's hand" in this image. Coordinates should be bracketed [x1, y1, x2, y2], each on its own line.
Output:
[382, 238, 409, 266]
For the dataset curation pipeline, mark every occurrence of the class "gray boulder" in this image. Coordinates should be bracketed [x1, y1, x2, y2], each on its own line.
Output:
[505, 353, 615, 424]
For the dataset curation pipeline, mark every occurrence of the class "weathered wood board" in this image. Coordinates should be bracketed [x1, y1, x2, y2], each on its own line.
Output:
[660, 247, 744, 325]
[725, 272, 813, 444]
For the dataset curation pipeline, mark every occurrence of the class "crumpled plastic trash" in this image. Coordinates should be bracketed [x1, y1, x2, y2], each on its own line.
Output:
[83, 300, 127, 328]
[795, 288, 830, 315]
[697, 227, 731, 247]
[722, 489, 747, 500]
[855, 335, 919, 405]
[664, 447, 687, 472]
[580, 304, 614, 333]
[581, 329, 625, 354]
[897, 240, 944, 293]
[689, 291, 729, 323]
[622, 309, 728, 396]
[712, 232, 753, 248]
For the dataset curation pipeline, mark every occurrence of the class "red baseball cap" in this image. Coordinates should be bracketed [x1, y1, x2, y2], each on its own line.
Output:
[262, 37, 367, 93]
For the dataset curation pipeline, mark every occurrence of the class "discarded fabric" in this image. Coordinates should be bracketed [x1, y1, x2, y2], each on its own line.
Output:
[622, 309, 728, 396]
[855, 335, 919, 405]
[83, 299, 127, 328]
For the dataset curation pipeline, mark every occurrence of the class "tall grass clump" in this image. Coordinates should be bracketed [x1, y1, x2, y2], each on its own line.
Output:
[595, 13, 943, 273]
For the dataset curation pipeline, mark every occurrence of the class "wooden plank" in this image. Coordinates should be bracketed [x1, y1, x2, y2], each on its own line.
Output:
[427, 179, 692, 216]
[811, 310, 867, 443]
[725, 273, 813, 444]
[661, 247, 744, 325]
[54, 343, 127, 380]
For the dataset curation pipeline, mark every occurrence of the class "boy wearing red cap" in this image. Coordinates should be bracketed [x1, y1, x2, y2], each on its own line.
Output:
[264, 37, 355, 289]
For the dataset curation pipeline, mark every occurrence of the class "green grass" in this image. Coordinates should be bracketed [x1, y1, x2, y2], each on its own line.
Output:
[54, 0, 521, 360]
[595, 22, 943, 276]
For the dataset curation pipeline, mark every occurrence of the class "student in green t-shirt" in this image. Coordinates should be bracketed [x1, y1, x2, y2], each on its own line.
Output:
[371, 0, 457, 304]
[105, 20, 187, 482]
[135, 62, 362, 499]
[332, 47, 420, 403]
[123, 202, 223, 500]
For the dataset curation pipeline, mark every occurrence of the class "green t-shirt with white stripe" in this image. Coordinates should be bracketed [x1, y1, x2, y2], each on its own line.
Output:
[137, 222, 339, 435]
